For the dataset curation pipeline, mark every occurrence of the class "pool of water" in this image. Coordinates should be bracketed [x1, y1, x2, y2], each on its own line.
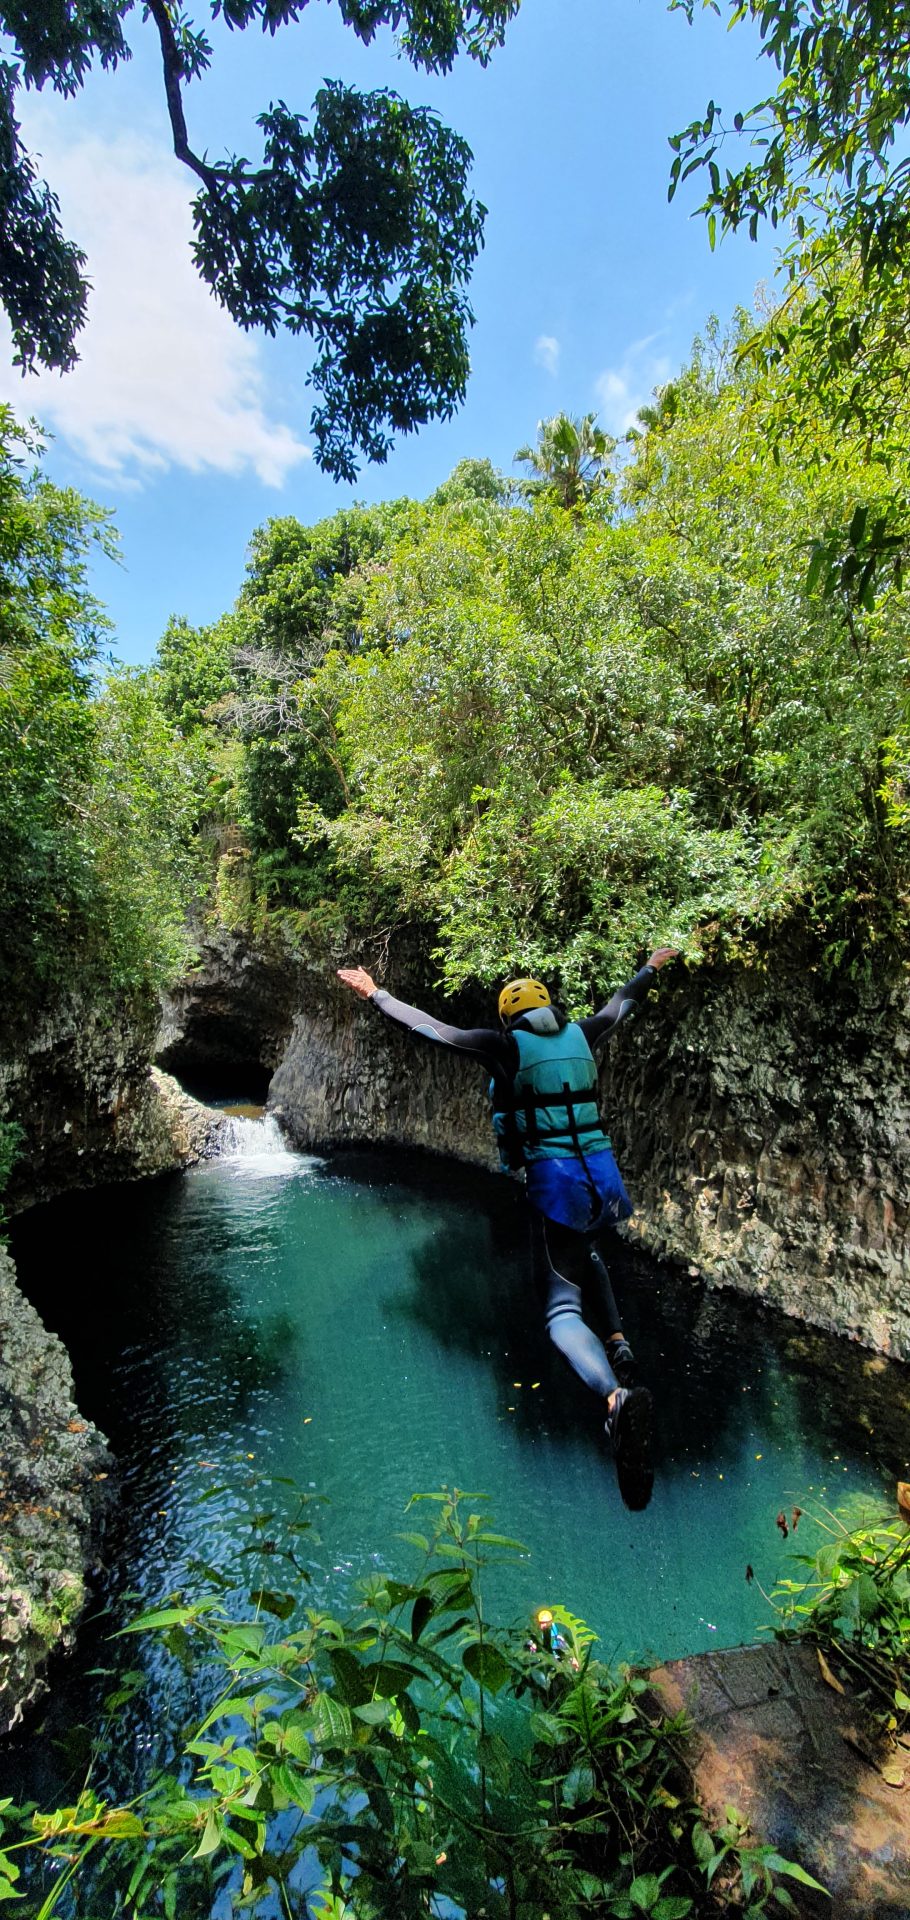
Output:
[6, 1122, 910, 1800]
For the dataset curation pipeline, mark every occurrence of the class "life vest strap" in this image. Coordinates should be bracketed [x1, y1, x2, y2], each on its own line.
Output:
[517, 1086, 598, 1108]
[529, 1119, 605, 1142]
[520, 1078, 601, 1149]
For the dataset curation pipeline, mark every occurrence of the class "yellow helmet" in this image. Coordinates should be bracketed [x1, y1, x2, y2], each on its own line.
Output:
[498, 977, 551, 1022]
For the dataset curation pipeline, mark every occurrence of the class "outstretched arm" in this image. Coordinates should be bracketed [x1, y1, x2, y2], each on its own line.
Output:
[578, 948, 679, 1048]
[337, 967, 512, 1071]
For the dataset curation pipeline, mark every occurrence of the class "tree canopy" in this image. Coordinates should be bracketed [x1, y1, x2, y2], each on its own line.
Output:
[0, 408, 206, 1005]
[671, 0, 910, 600]
[0, 0, 518, 479]
[149, 321, 910, 1005]
[514, 413, 613, 512]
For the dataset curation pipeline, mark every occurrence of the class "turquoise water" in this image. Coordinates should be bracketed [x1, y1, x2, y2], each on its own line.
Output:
[7, 1123, 910, 1796]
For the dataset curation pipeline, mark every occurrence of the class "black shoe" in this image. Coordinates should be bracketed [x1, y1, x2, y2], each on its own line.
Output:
[606, 1387, 654, 1512]
[609, 1337, 637, 1388]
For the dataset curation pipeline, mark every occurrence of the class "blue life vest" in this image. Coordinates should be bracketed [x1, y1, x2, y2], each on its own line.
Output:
[491, 1021, 612, 1166]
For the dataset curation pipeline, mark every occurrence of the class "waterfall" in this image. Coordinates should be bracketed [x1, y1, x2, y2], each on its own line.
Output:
[216, 1109, 314, 1178]
[220, 1112, 287, 1156]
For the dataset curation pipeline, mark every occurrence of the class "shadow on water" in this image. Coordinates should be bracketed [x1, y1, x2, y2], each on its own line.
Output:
[11, 1176, 298, 1454]
[326, 1148, 910, 1487]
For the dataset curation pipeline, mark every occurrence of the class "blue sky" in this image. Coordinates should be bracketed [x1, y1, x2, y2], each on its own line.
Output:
[0, 0, 778, 664]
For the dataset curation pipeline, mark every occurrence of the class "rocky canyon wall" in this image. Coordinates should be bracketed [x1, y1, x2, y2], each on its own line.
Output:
[259, 947, 910, 1357]
[0, 988, 224, 1214]
[0, 1246, 111, 1735]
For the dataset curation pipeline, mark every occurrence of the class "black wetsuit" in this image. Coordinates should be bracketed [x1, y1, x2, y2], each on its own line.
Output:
[370, 967, 656, 1403]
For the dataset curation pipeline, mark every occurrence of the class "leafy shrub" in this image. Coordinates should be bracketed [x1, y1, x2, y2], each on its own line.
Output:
[771, 1501, 910, 1750]
[4, 1490, 824, 1917]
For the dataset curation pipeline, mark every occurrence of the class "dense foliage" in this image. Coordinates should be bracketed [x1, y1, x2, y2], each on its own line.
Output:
[153, 327, 910, 1005]
[0, 0, 518, 479]
[1, 1489, 823, 1917]
[771, 1501, 910, 1777]
[0, 411, 206, 1006]
[672, 0, 910, 601]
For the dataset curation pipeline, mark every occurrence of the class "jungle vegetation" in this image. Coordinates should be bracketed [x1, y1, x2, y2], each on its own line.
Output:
[3, 301, 910, 1019]
[0, 1487, 827, 1918]
[145, 311, 910, 1006]
[0, 408, 207, 1006]
[674, 0, 910, 600]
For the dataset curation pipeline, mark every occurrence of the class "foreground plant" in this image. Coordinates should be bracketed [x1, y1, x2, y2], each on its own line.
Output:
[0, 1489, 825, 1917]
[770, 1499, 910, 1765]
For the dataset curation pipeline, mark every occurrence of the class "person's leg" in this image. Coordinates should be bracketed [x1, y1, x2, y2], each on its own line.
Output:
[588, 1245, 623, 1336]
[588, 1244, 636, 1384]
[537, 1215, 654, 1510]
[539, 1218, 620, 1401]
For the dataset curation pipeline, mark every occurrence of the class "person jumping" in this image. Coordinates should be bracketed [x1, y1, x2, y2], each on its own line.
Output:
[337, 951, 677, 1508]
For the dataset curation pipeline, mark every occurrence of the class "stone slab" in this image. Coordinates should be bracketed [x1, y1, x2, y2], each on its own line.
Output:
[651, 1642, 910, 1918]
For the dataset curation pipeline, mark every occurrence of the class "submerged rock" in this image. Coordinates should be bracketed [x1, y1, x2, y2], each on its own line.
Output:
[0, 1246, 112, 1734]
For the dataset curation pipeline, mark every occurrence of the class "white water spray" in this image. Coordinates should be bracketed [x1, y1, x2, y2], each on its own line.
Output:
[220, 1112, 286, 1156]
[217, 1110, 315, 1179]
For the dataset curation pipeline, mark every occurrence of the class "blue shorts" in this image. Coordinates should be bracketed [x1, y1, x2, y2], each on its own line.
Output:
[525, 1149, 633, 1234]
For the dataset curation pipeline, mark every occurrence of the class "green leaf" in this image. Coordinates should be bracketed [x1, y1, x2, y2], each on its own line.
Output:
[478, 1730, 512, 1789]
[194, 1811, 222, 1859]
[848, 503, 868, 547]
[411, 1593, 434, 1642]
[312, 1692, 353, 1748]
[630, 1873, 662, 1911]
[273, 1763, 315, 1812]
[530, 1709, 565, 1745]
[353, 1698, 393, 1725]
[461, 1640, 511, 1694]
[805, 543, 826, 592]
[469, 1532, 527, 1551]
[561, 1761, 596, 1808]
[763, 1854, 830, 1893]
[118, 1603, 210, 1634]
[249, 1588, 296, 1621]
[691, 1822, 717, 1867]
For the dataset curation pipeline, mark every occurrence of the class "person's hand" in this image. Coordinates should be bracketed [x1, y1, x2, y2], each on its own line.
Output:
[646, 947, 680, 971]
[337, 966, 378, 999]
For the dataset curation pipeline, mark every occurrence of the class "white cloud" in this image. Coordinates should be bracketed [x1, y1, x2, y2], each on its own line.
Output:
[0, 117, 310, 488]
[594, 332, 674, 436]
[534, 333, 561, 377]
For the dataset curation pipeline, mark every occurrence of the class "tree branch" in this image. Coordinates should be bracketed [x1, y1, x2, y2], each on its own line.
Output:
[146, 0, 221, 188]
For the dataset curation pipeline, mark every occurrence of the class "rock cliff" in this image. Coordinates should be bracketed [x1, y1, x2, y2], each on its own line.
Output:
[0, 993, 224, 1728]
[261, 947, 910, 1357]
[0, 1246, 112, 1735]
[0, 988, 225, 1214]
[608, 961, 910, 1356]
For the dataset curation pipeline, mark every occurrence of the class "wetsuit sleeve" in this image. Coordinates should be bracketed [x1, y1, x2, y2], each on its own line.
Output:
[370, 989, 512, 1072]
[577, 966, 656, 1049]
